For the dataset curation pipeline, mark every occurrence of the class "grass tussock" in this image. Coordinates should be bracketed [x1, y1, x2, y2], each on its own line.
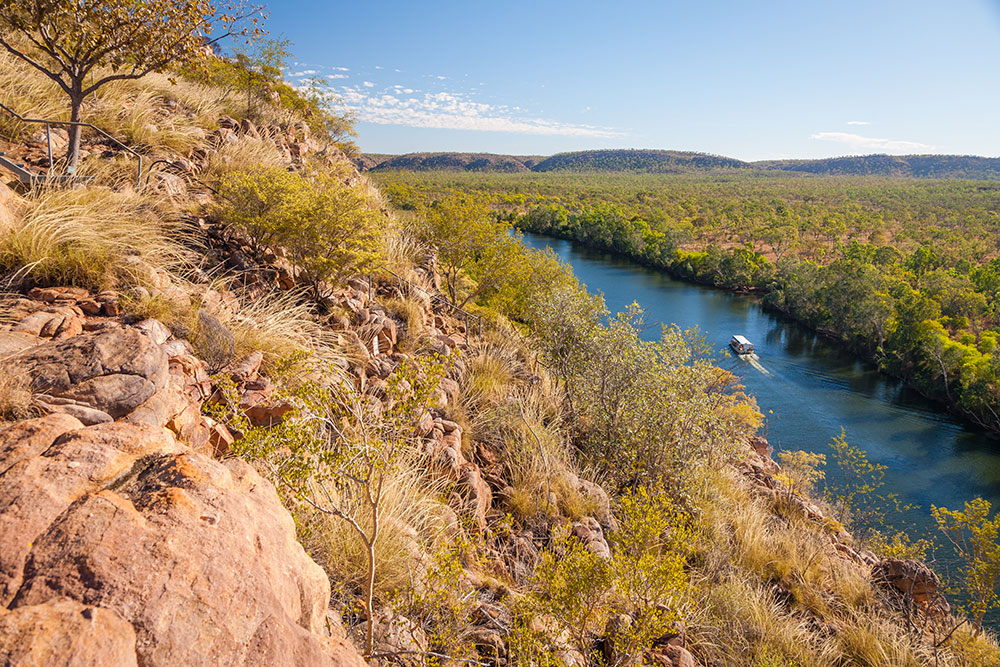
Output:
[383, 296, 427, 351]
[203, 133, 287, 181]
[0, 186, 188, 290]
[304, 455, 452, 595]
[0, 361, 35, 423]
[216, 288, 350, 378]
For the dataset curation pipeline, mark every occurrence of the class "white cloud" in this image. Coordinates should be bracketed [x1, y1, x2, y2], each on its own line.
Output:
[331, 66, 349, 71]
[337, 86, 624, 138]
[810, 131, 933, 153]
[363, 81, 375, 88]
[301, 69, 317, 75]
[847, 120, 870, 125]
[326, 74, 348, 79]
[375, 65, 383, 70]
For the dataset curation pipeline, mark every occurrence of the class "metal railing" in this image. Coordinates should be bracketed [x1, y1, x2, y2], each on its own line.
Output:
[0, 101, 144, 189]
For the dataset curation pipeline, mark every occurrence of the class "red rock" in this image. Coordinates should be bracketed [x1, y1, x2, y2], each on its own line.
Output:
[571, 517, 611, 559]
[12, 311, 60, 336]
[13, 328, 169, 420]
[78, 299, 102, 315]
[2, 420, 365, 666]
[0, 598, 138, 666]
[245, 401, 295, 427]
[416, 411, 434, 437]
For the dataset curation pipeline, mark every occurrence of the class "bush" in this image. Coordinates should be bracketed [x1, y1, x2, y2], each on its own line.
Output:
[216, 167, 384, 296]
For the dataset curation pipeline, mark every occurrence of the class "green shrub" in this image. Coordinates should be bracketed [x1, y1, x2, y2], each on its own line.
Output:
[216, 167, 384, 296]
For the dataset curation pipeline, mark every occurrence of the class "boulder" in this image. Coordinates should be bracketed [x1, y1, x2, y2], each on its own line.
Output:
[872, 558, 948, 616]
[0, 598, 138, 666]
[0, 420, 183, 605]
[577, 479, 618, 533]
[1, 417, 365, 666]
[571, 517, 611, 560]
[12, 328, 169, 420]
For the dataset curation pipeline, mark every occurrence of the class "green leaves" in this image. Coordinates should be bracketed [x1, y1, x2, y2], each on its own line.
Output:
[932, 498, 1000, 634]
[216, 167, 383, 294]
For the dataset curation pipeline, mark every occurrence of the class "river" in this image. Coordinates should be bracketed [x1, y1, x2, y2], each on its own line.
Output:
[521, 232, 1000, 541]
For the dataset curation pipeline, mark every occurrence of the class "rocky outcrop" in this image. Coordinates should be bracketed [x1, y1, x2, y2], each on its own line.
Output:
[0, 415, 366, 665]
[0, 598, 138, 666]
[872, 558, 951, 621]
[0, 288, 368, 665]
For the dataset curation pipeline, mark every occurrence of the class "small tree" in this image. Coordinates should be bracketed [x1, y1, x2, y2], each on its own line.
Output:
[932, 497, 1000, 635]
[216, 167, 383, 298]
[0, 0, 264, 167]
[222, 356, 443, 658]
[420, 195, 526, 307]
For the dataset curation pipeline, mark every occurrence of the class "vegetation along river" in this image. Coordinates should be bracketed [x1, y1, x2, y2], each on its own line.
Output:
[522, 231, 1000, 544]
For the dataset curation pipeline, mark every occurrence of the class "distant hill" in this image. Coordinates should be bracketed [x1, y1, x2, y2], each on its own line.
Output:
[532, 149, 749, 173]
[759, 154, 1000, 179]
[363, 152, 543, 173]
[357, 149, 1000, 179]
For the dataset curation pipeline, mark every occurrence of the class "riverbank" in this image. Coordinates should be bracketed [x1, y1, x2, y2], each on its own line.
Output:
[516, 220, 1000, 437]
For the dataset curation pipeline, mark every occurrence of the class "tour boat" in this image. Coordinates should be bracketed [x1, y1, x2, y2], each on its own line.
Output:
[730, 334, 754, 355]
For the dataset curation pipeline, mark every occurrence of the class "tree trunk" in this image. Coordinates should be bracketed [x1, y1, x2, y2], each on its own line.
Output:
[66, 92, 84, 171]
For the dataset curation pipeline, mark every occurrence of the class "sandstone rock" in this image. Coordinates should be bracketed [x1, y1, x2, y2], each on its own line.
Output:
[33, 396, 113, 425]
[457, 462, 493, 533]
[578, 479, 618, 533]
[416, 411, 434, 437]
[649, 645, 698, 667]
[4, 422, 365, 666]
[872, 558, 948, 617]
[14, 328, 169, 420]
[229, 350, 264, 383]
[135, 318, 172, 345]
[0, 331, 41, 359]
[0, 598, 138, 666]
[0, 420, 183, 605]
[12, 310, 60, 336]
[750, 435, 770, 458]
[78, 298, 102, 315]
[571, 517, 611, 559]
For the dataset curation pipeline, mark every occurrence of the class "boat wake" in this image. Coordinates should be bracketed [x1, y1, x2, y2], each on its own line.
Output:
[745, 354, 771, 376]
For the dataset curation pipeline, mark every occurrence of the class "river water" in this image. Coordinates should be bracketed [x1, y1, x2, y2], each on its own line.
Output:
[521, 232, 1000, 540]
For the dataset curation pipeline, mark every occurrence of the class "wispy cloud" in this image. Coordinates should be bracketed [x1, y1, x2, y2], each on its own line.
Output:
[847, 120, 870, 125]
[810, 131, 933, 153]
[337, 86, 624, 137]
[290, 63, 623, 138]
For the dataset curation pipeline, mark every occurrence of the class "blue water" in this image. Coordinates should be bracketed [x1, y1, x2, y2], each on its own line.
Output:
[522, 232, 1000, 540]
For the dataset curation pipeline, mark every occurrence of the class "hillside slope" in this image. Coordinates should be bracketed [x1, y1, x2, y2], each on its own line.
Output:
[2, 45, 1000, 667]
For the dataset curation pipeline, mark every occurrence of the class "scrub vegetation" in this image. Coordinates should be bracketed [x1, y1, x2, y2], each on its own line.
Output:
[3, 8, 1000, 664]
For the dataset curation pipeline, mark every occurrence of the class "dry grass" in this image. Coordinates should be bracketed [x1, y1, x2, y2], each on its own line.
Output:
[0, 362, 35, 423]
[689, 573, 831, 667]
[304, 453, 453, 595]
[0, 49, 225, 163]
[383, 296, 426, 350]
[213, 288, 349, 378]
[0, 185, 189, 290]
[203, 133, 287, 181]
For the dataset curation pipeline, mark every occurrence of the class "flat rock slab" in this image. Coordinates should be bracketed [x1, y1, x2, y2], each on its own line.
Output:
[11, 327, 168, 419]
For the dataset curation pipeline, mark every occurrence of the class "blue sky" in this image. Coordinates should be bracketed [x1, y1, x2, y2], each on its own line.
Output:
[261, 0, 1000, 160]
